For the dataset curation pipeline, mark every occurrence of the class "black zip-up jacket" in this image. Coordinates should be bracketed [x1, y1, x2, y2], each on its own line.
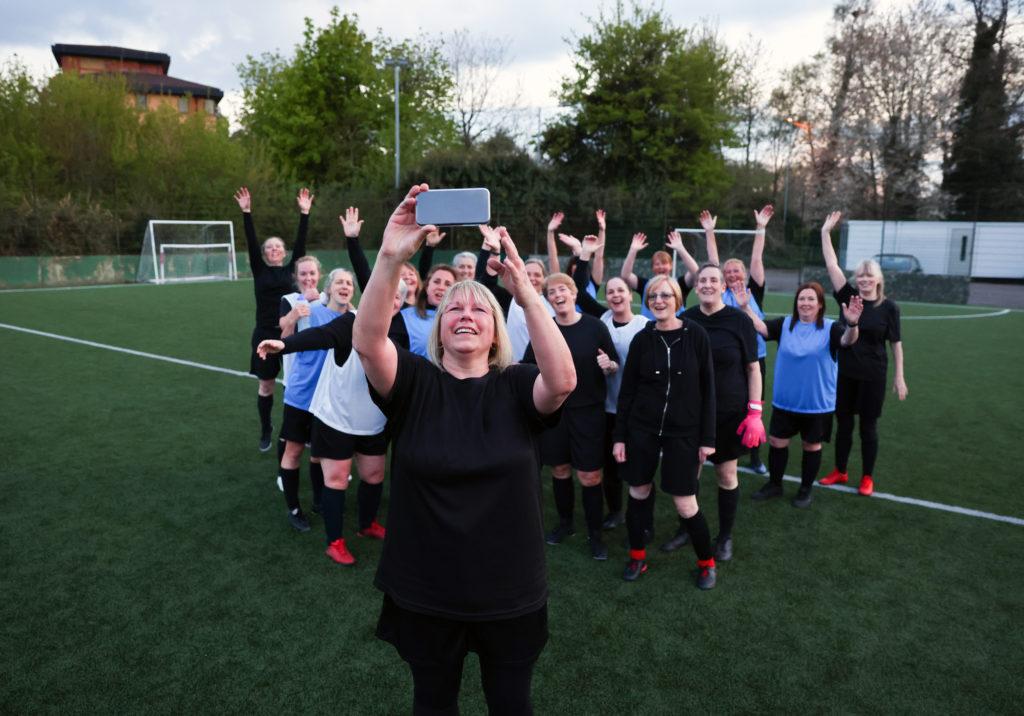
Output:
[613, 319, 716, 446]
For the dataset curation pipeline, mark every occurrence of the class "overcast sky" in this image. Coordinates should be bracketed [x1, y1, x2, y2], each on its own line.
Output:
[2, 0, 916, 130]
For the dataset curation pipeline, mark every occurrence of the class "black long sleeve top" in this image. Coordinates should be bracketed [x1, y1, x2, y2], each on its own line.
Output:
[613, 319, 716, 446]
[346, 236, 371, 292]
[244, 212, 308, 329]
[474, 248, 514, 315]
[281, 310, 409, 367]
[572, 258, 607, 319]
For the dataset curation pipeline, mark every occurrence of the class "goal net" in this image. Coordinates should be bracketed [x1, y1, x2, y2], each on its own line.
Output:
[137, 220, 237, 284]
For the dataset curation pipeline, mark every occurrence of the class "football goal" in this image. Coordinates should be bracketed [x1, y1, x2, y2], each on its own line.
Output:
[137, 220, 237, 284]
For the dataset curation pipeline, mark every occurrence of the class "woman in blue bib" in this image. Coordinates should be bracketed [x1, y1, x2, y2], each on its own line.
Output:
[738, 281, 862, 508]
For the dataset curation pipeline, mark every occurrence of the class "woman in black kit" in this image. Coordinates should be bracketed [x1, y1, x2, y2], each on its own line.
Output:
[353, 184, 575, 716]
[612, 275, 719, 589]
[234, 185, 312, 451]
[673, 264, 766, 563]
[523, 272, 619, 562]
[820, 211, 907, 496]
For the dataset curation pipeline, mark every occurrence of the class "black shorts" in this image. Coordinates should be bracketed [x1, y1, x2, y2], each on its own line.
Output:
[709, 410, 745, 465]
[376, 594, 548, 668]
[539, 405, 605, 471]
[769, 407, 833, 444]
[310, 418, 387, 460]
[624, 430, 701, 497]
[835, 374, 886, 419]
[280, 404, 314, 444]
[249, 325, 282, 380]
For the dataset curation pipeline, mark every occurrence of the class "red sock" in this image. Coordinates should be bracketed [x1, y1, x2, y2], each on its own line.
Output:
[630, 549, 646, 561]
[697, 557, 716, 569]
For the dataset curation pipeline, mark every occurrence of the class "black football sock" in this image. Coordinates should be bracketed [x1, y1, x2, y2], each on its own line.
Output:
[280, 467, 300, 511]
[835, 413, 855, 473]
[717, 486, 739, 540]
[683, 510, 713, 562]
[801, 449, 822, 490]
[309, 462, 324, 507]
[603, 461, 623, 514]
[626, 495, 648, 552]
[358, 481, 384, 530]
[768, 445, 788, 487]
[276, 438, 286, 463]
[257, 394, 273, 433]
[860, 417, 880, 475]
[581, 484, 604, 533]
[750, 445, 762, 466]
[321, 485, 346, 543]
[552, 476, 574, 523]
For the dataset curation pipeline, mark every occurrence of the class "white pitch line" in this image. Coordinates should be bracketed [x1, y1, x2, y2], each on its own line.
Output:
[3, 320, 1023, 528]
[734, 466, 1024, 527]
[901, 309, 1010, 320]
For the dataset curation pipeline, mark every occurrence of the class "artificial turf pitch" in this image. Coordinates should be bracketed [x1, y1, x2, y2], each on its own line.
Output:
[1, 281, 1022, 714]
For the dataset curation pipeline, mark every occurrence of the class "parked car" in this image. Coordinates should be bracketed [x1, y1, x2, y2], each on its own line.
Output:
[872, 253, 923, 274]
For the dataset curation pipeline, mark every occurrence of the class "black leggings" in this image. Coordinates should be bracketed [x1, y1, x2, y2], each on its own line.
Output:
[834, 412, 879, 475]
[410, 658, 537, 715]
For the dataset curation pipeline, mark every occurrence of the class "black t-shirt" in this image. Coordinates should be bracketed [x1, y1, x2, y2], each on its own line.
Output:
[522, 314, 619, 409]
[682, 305, 758, 414]
[244, 212, 308, 329]
[834, 284, 901, 382]
[369, 349, 558, 620]
[748, 276, 765, 308]
[282, 311, 409, 363]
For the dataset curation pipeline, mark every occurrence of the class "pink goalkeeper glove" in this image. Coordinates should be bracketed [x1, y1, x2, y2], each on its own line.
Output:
[737, 401, 766, 448]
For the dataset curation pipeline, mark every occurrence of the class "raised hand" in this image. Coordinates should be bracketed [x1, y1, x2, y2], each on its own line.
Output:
[233, 187, 251, 213]
[558, 233, 583, 256]
[340, 206, 363, 238]
[547, 212, 565, 232]
[754, 204, 774, 229]
[665, 230, 685, 253]
[699, 210, 717, 232]
[379, 184, 437, 262]
[841, 294, 864, 325]
[297, 188, 314, 214]
[822, 210, 842, 235]
[629, 232, 648, 252]
[257, 339, 285, 359]
[479, 224, 501, 254]
[487, 228, 533, 303]
[731, 282, 750, 307]
[595, 209, 606, 231]
[580, 234, 604, 260]
[425, 229, 447, 247]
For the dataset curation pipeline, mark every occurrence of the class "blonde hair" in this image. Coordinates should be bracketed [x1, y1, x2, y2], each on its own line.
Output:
[854, 259, 885, 305]
[544, 272, 577, 297]
[646, 275, 682, 312]
[525, 258, 548, 276]
[295, 254, 322, 274]
[428, 281, 513, 371]
[723, 257, 747, 278]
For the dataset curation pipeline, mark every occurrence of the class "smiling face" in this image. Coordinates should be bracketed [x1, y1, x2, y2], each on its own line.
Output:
[263, 238, 286, 266]
[426, 269, 456, 307]
[545, 277, 578, 320]
[525, 262, 546, 293]
[328, 270, 354, 308]
[723, 259, 746, 286]
[454, 256, 477, 281]
[605, 277, 632, 315]
[652, 252, 673, 276]
[855, 265, 881, 299]
[696, 265, 725, 308]
[439, 291, 496, 361]
[400, 265, 420, 304]
[295, 259, 320, 292]
[646, 276, 680, 321]
[796, 287, 822, 323]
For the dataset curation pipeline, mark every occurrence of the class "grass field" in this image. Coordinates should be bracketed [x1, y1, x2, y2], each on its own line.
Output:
[2, 280, 1023, 714]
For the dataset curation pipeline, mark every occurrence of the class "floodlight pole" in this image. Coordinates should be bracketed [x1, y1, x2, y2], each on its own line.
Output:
[384, 57, 410, 189]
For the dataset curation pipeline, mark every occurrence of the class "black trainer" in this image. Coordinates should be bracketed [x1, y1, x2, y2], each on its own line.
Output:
[545, 522, 575, 545]
[697, 565, 717, 590]
[588, 531, 608, 561]
[623, 559, 648, 582]
[659, 530, 690, 553]
[752, 482, 783, 501]
[259, 425, 273, 452]
[791, 487, 813, 508]
[714, 536, 733, 562]
[288, 508, 311, 532]
[601, 511, 624, 530]
[311, 502, 322, 515]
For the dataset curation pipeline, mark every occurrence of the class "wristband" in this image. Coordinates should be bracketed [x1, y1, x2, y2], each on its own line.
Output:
[748, 400, 763, 412]
[846, 322, 858, 328]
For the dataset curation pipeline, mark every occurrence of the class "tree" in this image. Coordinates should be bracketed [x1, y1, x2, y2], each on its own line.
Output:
[942, 0, 1024, 219]
[237, 7, 457, 187]
[539, 2, 738, 208]
[444, 29, 521, 148]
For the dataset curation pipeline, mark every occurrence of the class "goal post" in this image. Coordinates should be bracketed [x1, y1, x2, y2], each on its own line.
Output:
[137, 220, 238, 284]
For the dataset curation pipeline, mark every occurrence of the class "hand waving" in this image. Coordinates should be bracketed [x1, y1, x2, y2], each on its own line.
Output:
[233, 187, 251, 213]
[340, 207, 363, 238]
[297, 188, 314, 214]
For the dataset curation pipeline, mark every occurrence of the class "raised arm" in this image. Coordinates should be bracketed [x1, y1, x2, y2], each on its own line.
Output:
[477, 224, 512, 313]
[733, 284, 769, 337]
[546, 212, 564, 275]
[488, 228, 575, 414]
[666, 231, 699, 278]
[620, 232, 648, 290]
[700, 210, 719, 266]
[291, 188, 313, 265]
[573, 236, 608, 318]
[341, 207, 371, 291]
[821, 211, 848, 293]
[234, 187, 262, 275]
[353, 184, 436, 399]
[839, 294, 863, 347]
[417, 230, 445, 278]
[750, 204, 773, 288]
[593, 209, 606, 285]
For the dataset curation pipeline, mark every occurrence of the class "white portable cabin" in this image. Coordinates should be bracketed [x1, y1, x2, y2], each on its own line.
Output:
[842, 221, 1024, 279]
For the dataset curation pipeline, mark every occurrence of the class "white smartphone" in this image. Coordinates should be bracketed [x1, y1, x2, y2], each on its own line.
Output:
[415, 188, 491, 226]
